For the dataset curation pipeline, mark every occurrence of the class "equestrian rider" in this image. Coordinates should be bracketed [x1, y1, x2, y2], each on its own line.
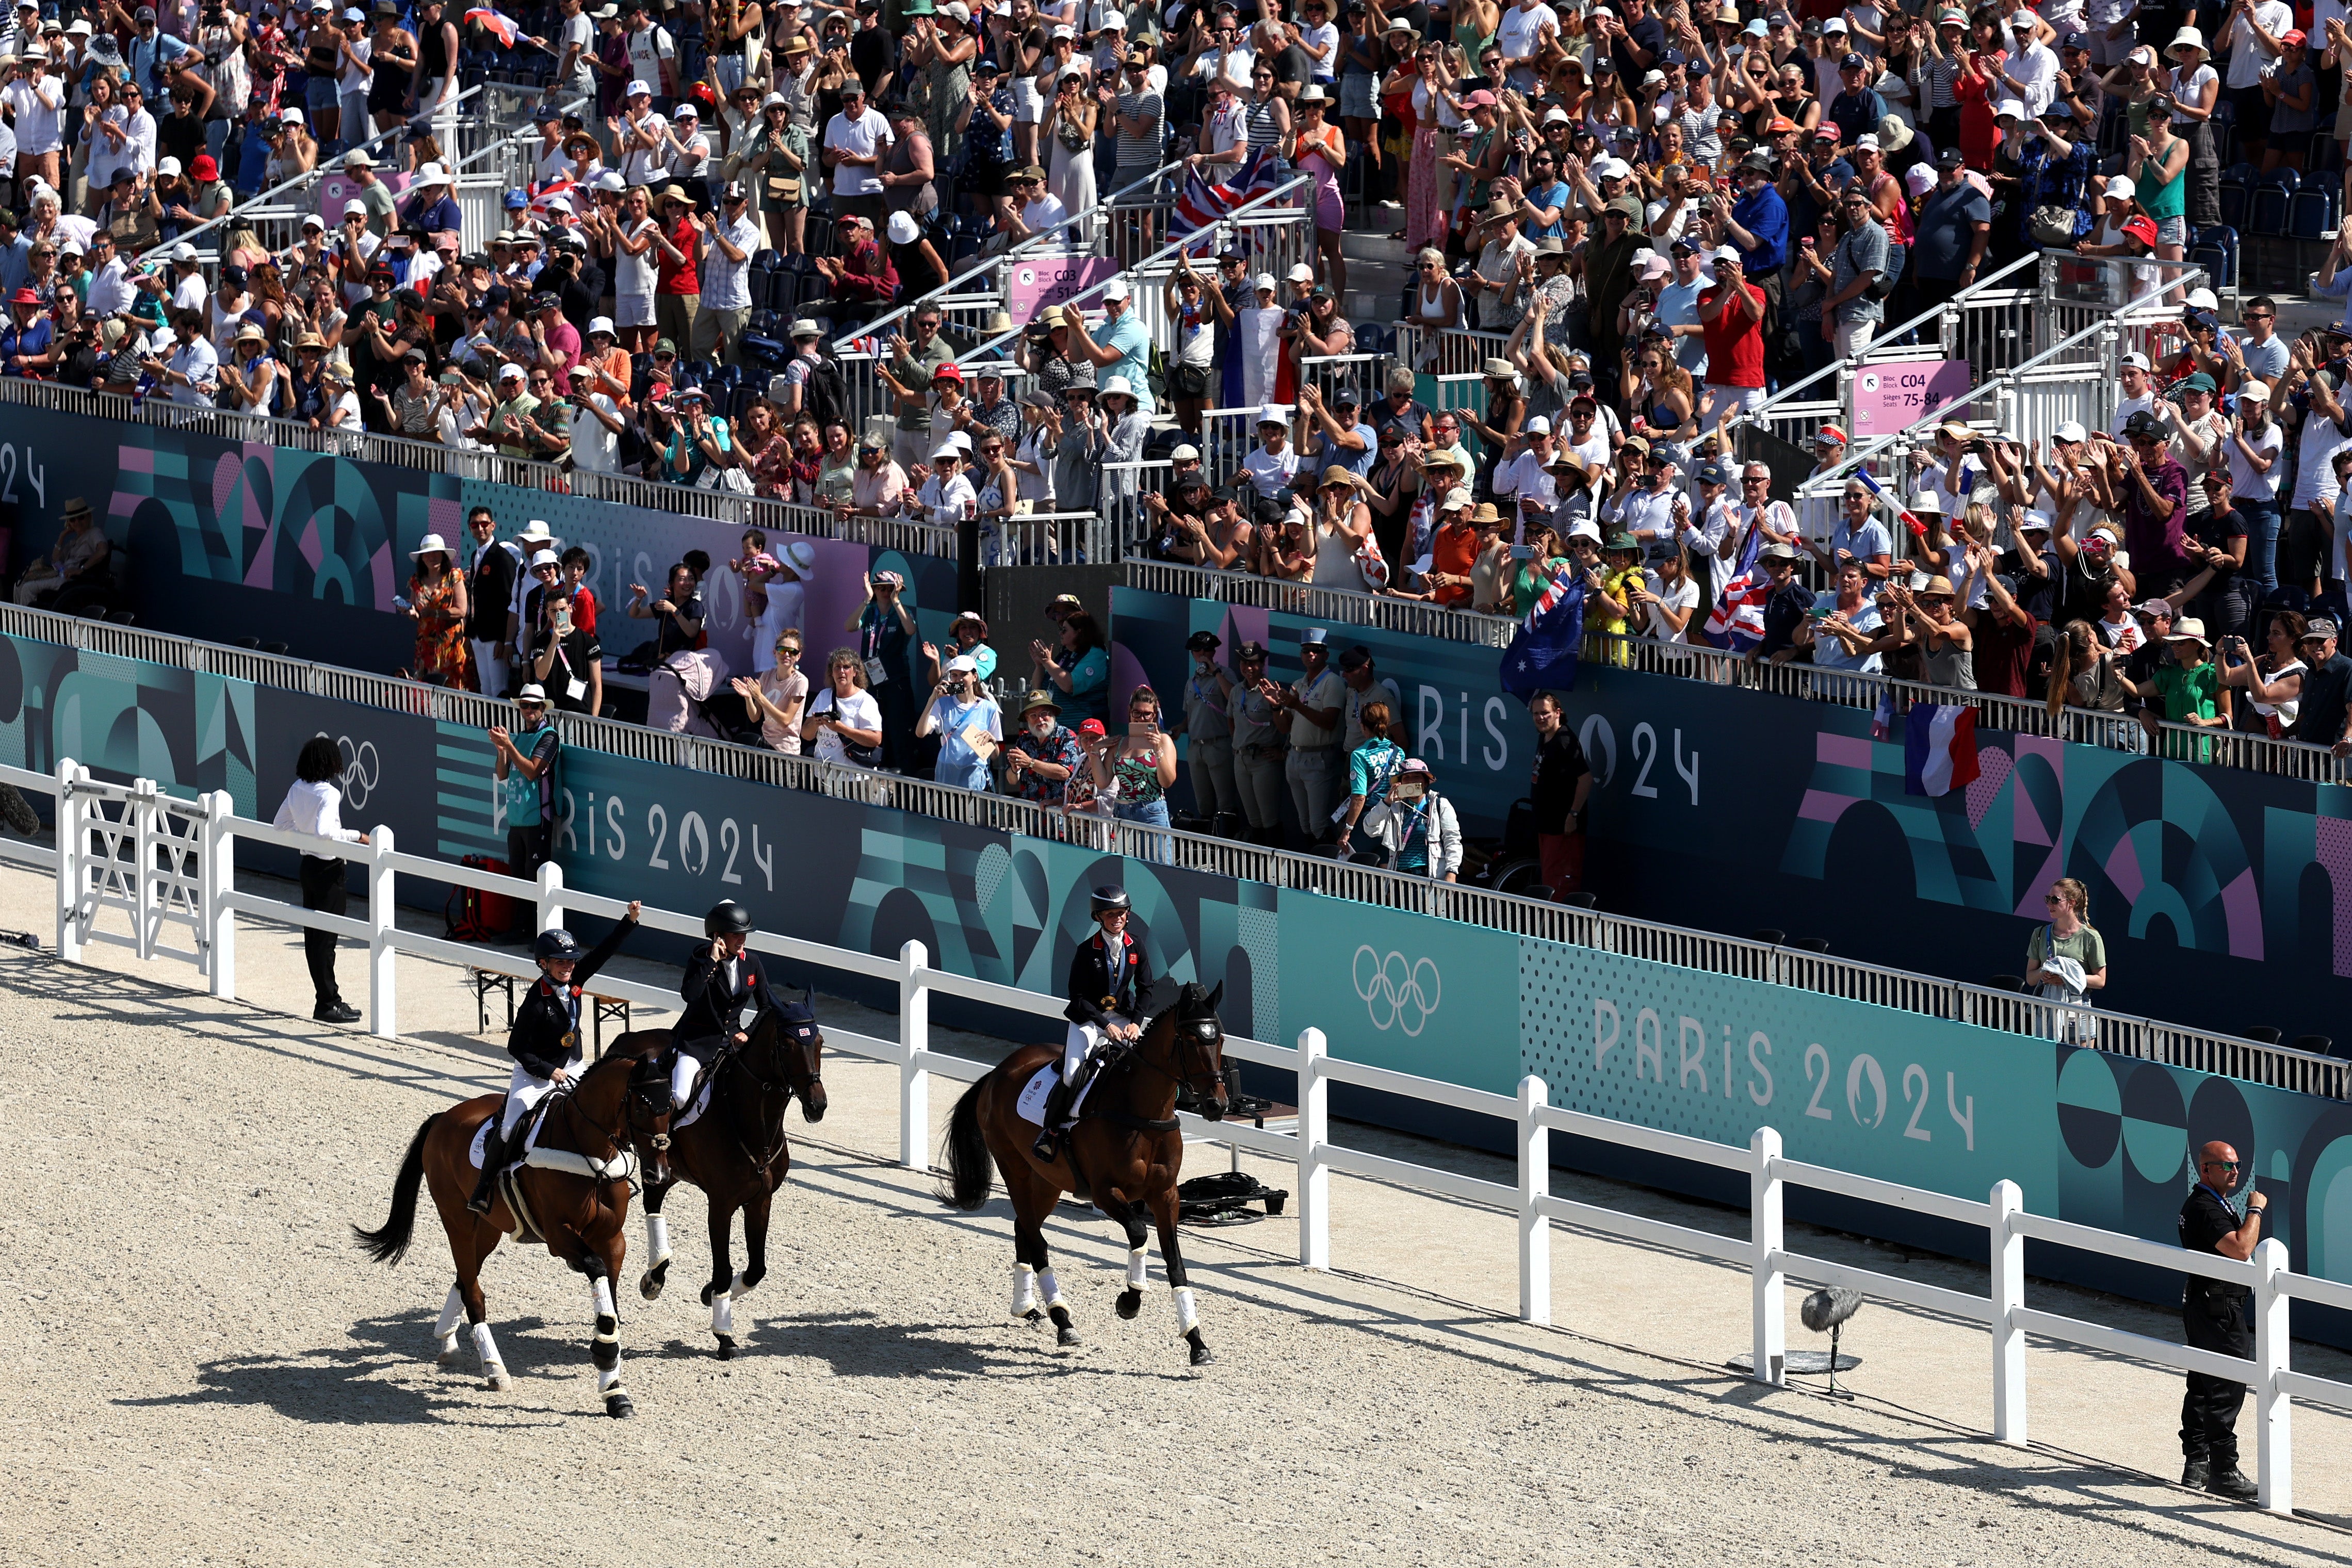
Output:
[1033, 884, 1154, 1162]
[673, 899, 784, 1111]
[468, 901, 644, 1214]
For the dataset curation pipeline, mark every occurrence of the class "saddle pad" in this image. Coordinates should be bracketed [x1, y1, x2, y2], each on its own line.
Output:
[1013, 1062, 1101, 1128]
[675, 1073, 716, 1132]
[467, 1108, 638, 1181]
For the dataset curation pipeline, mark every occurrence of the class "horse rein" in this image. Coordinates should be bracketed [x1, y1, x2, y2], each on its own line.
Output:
[715, 1028, 821, 1179]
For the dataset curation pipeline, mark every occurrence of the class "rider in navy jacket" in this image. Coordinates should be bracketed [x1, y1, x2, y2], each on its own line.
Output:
[1035, 885, 1154, 1159]
[670, 900, 784, 1109]
[469, 904, 641, 1213]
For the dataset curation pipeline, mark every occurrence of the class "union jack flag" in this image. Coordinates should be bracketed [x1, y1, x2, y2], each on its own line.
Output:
[1169, 148, 1286, 254]
[1699, 524, 1767, 650]
[528, 175, 576, 223]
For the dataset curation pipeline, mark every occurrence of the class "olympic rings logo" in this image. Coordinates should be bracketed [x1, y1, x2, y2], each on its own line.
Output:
[1353, 945, 1441, 1036]
[333, 733, 381, 810]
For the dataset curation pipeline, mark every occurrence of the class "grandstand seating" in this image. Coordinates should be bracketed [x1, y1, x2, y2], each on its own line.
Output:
[2250, 169, 2300, 238]
[2191, 224, 2239, 290]
[2289, 187, 2336, 241]
[2218, 164, 2255, 233]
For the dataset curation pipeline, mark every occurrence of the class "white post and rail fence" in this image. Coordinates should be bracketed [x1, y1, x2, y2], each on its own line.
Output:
[13, 755, 2346, 1514]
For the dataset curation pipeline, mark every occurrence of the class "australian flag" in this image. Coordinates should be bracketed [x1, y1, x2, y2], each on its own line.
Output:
[1698, 522, 1767, 650]
[1170, 148, 1285, 254]
[1499, 561, 1585, 700]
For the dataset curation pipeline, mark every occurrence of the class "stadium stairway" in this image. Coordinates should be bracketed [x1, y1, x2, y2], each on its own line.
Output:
[1342, 228, 1413, 337]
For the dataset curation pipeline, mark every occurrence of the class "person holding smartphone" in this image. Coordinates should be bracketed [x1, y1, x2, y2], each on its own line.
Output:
[914, 653, 1002, 793]
[1088, 684, 1178, 862]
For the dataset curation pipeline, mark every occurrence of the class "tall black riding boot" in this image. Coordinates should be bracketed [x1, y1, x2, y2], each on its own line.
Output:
[467, 1118, 508, 1215]
[1032, 1071, 1079, 1162]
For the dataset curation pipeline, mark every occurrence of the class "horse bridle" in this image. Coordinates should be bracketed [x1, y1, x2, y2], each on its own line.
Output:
[1126, 1009, 1227, 1101]
[550, 1054, 672, 1189]
[715, 1017, 822, 1175]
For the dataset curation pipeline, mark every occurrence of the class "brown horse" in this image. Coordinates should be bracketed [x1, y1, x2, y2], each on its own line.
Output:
[939, 981, 1228, 1366]
[626, 997, 829, 1358]
[351, 1038, 673, 1417]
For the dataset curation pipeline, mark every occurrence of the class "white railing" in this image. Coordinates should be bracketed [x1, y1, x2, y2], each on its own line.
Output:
[20, 753, 2345, 1516]
[4, 602, 2340, 1095]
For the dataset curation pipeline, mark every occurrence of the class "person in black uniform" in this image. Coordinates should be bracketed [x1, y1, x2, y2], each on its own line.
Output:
[468, 902, 644, 1214]
[1033, 885, 1154, 1162]
[2178, 1138, 2268, 1499]
[670, 899, 785, 1110]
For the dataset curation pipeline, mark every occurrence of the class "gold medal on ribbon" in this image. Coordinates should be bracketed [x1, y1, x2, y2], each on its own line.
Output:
[560, 1030, 580, 1054]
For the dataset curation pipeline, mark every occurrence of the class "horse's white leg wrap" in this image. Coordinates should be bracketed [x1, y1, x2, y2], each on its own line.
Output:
[643, 1212, 671, 1266]
[1127, 1247, 1150, 1291]
[1011, 1263, 1039, 1316]
[728, 1269, 753, 1300]
[591, 1276, 618, 1336]
[1037, 1267, 1066, 1310]
[597, 1363, 625, 1395]
[1173, 1287, 1199, 1336]
[432, 1285, 465, 1344]
[712, 1291, 735, 1337]
[472, 1321, 506, 1381]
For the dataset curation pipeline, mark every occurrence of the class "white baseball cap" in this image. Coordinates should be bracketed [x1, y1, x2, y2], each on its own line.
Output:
[2104, 175, 2136, 199]
[1103, 276, 1131, 300]
[1995, 98, 2026, 119]
[1287, 262, 1316, 283]
[1524, 415, 1552, 435]
[2241, 380, 2270, 402]
[1171, 444, 1201, 462]
[1253, 272, 1277, 292]
[626, 77, 652, 96]
[2121, 351, 2153, 370]
[344, 198, 369, 217]
[1257, 403, 1288, 425]
[2053, 420, 2088, 443]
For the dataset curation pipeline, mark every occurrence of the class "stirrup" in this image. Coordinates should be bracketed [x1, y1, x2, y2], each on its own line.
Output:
[1031, 1126, 1058, 1161]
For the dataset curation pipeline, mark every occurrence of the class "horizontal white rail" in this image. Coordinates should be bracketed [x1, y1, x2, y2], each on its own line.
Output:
[20, 756, 2352, 1517]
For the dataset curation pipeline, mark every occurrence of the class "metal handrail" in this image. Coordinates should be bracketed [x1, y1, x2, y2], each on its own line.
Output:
[0, 371, 956, 556]
[832, 155, 1189, 355]
[948, 171, 1319, 368]
[2, 596, 2339, 1098]
[134, 80, 500, 269]
[1732, 247, 2044, 430]
[1798, 263, 2208, 500]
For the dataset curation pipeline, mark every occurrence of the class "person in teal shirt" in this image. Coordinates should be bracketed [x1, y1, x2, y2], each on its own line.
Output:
[922, 608, 998, 686]
[1033, 609, 1109, 728]
[1333, 699, 1406, 858]
[1062, 280, 1157, 415]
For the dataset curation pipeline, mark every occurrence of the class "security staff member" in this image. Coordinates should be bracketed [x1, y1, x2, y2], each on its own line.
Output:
[1033, 885, 1154, 1162]
[671, 899, 784, 1110]
[468, 903, 644, 1213]
[2177, 1139, 2266, 1500]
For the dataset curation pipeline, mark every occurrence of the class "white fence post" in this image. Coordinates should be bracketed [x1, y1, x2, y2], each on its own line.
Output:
[1518, 1073, 1550, 1327]
[535, 859, 564, 937]
[367, 825, 397, 1040]
[131, 777, 157, 961]
[1991, 1179, 2028, 1444]
[201, 790, 236, 999]
[1297, 1026, 1329, 1270]
[898, 939, 929, 1171]
[54, 759, 79, 962]
[1750, 1125, 1785, 1386]
[2256, 1235, 2293, 1515]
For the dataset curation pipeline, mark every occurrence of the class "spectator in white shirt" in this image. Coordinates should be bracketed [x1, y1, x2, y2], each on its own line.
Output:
[1241, 405, 1300, 497]
[1999, 15, 2061, 116]
[1494, 416, 1563, 509]
[822, 80, 893, 224]
[271, 734, 368, 1024]
[148, 307, 218, 405]
[693, 178, 759, 364]
[5, 48, 66, 191]
[561, 361, 625, 471]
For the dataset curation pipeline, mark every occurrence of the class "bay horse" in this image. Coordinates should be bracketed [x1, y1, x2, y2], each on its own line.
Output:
[624, 997, 829, 1358]
[939, 980, 1228, 1366]
[351, 1037, 673, 1417]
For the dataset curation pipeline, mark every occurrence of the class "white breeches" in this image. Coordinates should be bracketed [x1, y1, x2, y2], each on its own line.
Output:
[501, 1059, 577, 1137]
[1062, 1020, 1105, 1081]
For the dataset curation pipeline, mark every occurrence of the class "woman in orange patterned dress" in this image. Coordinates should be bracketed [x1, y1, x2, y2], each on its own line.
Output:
[404, 532, 472, 687]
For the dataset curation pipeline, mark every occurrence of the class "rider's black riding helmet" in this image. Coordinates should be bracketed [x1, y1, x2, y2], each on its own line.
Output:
[534, 927, 582, 962]
[705, 899, 754, 938]
[1090, 885, 1130, 917]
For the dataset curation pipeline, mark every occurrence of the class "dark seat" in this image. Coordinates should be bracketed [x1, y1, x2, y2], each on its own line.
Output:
[2244, 1026, 2283, 1043]
[2289, 188, 2335, 241]
[1988, 974, 2024, 992]
[2291, 1033, 2338, 1056]
[1750, 927, 1787, 944]
[1787, 937, 1830, 953]
[2249, 181, 2291, 237]
[1559, 891, 1596, 908]
[2217, 173, 2256, 234]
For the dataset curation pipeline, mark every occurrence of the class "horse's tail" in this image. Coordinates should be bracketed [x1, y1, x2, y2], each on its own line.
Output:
[937, 1076, 994, 1212]
[351, 1113, 439, 1266]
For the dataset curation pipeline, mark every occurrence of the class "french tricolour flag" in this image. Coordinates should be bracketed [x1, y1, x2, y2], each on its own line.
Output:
[1903, 705, 1980, 797]
[464, 8, 518, 46]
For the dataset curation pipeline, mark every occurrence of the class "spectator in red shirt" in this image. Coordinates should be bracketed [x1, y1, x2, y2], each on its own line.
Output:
[1696, 247, 1766, 432]
[653, 185, 701, 364]
[812, 214, 899, 318]
[1423, 494, 1484, 607]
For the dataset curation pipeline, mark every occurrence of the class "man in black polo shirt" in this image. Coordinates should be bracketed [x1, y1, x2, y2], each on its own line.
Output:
[2294, 618, 2352, 755]
[2177, 1140, 2266, 1499]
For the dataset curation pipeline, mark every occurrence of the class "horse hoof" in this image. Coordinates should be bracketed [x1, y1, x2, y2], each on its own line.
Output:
[714, 1335, 737, 1360]
[435, 1344, 462, 1367]
[1189, 1342, 1217, 1368]
[1115, 1289, 1142, 1320]
[1021, 1309, 1045, 1326]
[640, 1261, 670, 1302]
[484, 1370, 509, 1392]
[1056, 1325, 1082, 1349]
[606, 1393, 635, 1419]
